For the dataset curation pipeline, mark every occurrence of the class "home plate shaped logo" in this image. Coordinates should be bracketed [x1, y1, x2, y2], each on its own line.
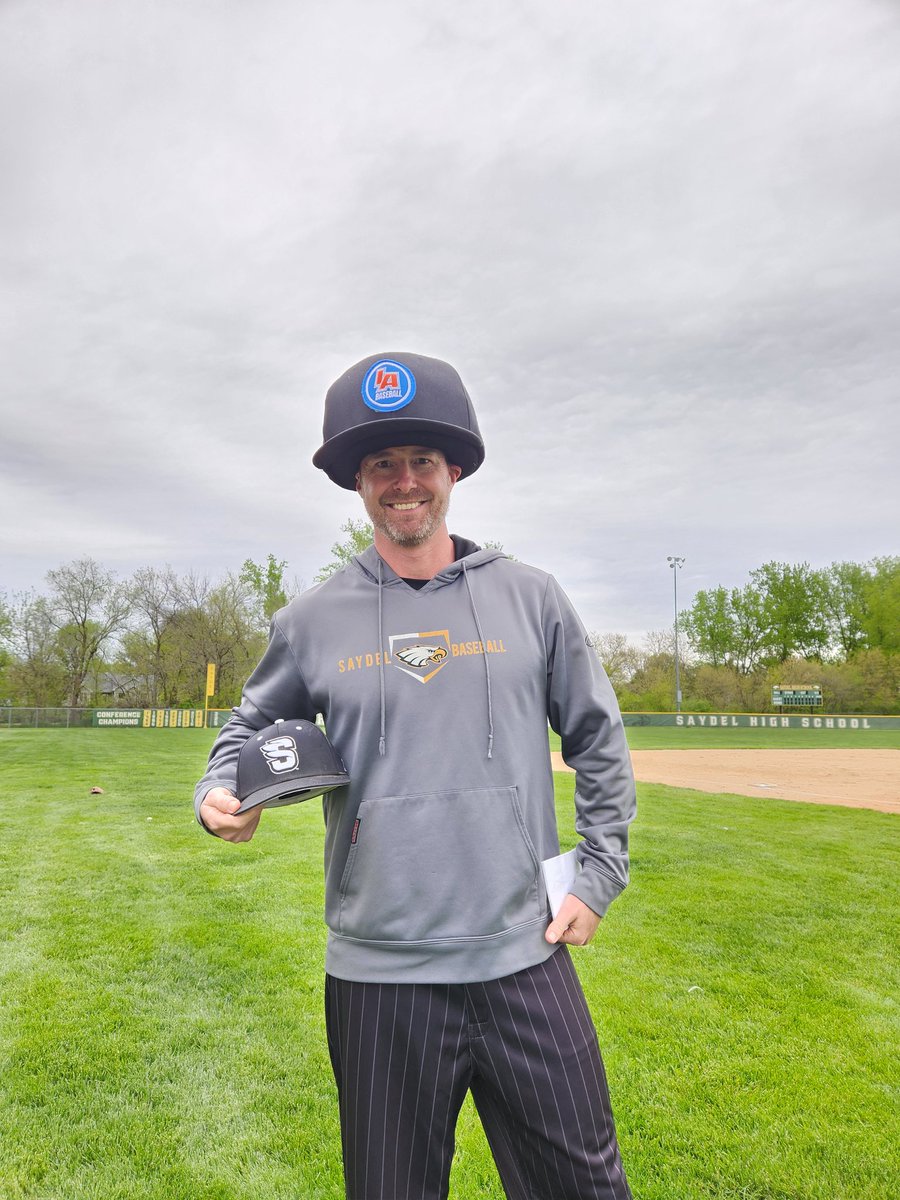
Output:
[389, 630, 451, 684]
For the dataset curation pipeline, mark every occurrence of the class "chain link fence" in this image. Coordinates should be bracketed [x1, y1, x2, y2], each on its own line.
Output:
[1, 707, 94, 728]
[0, 707, 233, 729]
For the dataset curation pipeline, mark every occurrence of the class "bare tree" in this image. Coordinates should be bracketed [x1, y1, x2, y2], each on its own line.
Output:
[0, 593, 11, 648]
[5, 592, 66, 705]
[128, 566, 182, 704]
[46, 559, 132, 706]
[157, 572, 265, 706]
[587, 632, 641, 688]
[642, 628, 677, 659]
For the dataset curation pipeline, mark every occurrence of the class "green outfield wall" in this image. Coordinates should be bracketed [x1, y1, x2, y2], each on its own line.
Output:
[3, 707, 899, 730]
[622, 712, 900, 729]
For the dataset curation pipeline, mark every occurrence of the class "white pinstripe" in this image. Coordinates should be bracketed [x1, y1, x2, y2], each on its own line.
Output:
[515, 973, 576, 1195]
[363, 982, 383, 1188]
[539, 958, 604, 1151]
[349, 981, 363, 1196]
[392, 982, 416, 1197]
[420, 988, 452, 1200]
[378, 984, 399, 1199]
[468, 1005, 537, 1196]
[487, 976, 557, 1196]
[532, 961, 611, 1199]
[435, 994, 468, 1190]
[530, 972, 595, 1193]
[551, 957, 628, 1195]
[405, 987, 434, 1200]
[470, 1081, 531, 1198]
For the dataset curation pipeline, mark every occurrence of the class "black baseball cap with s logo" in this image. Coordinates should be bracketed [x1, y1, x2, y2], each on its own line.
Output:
[234, 718, 351, 814]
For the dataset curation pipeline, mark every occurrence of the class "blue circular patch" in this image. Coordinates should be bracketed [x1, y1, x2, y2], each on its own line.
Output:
[361, 360, 417, 412]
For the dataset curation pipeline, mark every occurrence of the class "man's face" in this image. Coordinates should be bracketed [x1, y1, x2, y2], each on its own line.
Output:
[356, 445, 462, 548]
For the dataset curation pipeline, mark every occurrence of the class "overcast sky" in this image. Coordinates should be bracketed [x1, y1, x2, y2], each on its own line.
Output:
[2, 0, 898, 640]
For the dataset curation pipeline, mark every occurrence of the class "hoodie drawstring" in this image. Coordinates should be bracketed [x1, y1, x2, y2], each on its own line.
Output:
[463, 560, 495, 759]
[377, 558, 386, 756]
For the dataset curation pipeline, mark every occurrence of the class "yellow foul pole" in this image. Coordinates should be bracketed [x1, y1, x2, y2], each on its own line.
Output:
[205, 663, 216, 726]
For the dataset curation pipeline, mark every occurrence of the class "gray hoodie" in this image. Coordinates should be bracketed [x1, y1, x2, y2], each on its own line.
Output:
[194, 541, 636, 984]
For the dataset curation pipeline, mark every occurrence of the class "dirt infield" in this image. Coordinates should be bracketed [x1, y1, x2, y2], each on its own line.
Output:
[550, 749, 899, 814]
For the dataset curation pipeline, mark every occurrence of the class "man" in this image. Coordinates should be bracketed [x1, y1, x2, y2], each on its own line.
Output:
[195, 352, 636, 1200]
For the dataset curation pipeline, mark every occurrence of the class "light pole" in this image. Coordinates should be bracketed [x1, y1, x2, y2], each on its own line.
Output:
[667, 556, 685, 712]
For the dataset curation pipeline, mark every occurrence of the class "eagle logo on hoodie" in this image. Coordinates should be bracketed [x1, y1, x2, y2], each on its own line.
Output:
[395, 644, 448, 668]
[390, 631, 452, 683]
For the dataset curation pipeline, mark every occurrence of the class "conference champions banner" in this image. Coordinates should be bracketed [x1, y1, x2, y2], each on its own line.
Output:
[91, 709, 208, 728]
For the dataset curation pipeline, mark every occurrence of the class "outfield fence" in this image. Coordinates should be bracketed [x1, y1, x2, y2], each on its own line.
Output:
[0, 706, 233, 729]
[0, 707, 93, 728]
[2, 707, 899, 731]
[622, 711, 900, 729]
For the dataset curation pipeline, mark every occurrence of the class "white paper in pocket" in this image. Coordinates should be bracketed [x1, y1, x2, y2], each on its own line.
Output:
[541, 848, 578, 918]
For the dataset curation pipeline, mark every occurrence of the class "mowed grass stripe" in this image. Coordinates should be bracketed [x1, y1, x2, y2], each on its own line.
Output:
[1, 730, 897, 1199]
[0, 731, 342, 1200]
[553, 772, 898, 1200]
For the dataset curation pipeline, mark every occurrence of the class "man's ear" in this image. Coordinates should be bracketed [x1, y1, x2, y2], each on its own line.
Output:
[448, 463, 462, 484]
[355, 472, 362, 494]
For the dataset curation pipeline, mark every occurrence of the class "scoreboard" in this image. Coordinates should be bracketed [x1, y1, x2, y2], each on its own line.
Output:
[772, 686, 823, 708]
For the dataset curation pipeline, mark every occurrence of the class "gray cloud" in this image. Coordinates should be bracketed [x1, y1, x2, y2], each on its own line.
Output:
[2, 0, 898, 639]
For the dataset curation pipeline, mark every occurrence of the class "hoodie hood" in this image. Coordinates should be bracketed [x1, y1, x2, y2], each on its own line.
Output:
[350, 540, 505, 588]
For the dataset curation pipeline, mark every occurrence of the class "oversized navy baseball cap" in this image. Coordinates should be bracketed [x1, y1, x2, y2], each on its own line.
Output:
[234, 719, 350, 814]
[313, 352, 485, 490]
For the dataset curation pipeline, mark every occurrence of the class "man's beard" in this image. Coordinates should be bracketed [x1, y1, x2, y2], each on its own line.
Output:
[365, 489, 450, 547]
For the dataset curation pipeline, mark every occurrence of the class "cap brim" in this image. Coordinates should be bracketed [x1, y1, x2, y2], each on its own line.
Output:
[234, 775, 349, 814]
[313, 419, 484, 490]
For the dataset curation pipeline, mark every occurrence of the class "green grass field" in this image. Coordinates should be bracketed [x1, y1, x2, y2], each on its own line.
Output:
[1, 729, 897, 1199]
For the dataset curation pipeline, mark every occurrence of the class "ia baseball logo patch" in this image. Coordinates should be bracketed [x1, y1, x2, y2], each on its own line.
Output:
[361, 359, 417, 412]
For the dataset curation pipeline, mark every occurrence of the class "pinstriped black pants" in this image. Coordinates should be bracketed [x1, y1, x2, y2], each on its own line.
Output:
[325, 947, 631, 1200]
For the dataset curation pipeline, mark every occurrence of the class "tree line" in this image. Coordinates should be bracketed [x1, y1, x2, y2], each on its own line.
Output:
[0, 522, 371, 711]
[591, 557, 900, 715]
[3, 551, 897, 714]
[0, 556, 294, 710]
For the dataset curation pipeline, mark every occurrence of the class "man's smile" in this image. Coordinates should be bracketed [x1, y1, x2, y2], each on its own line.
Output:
[356, 447, 458, 548]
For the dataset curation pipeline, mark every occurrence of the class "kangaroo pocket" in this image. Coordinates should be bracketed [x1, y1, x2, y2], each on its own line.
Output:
[337, 786, 543, 943]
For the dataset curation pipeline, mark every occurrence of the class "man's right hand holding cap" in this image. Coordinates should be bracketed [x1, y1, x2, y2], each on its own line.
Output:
[199, 786, 262, 842]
